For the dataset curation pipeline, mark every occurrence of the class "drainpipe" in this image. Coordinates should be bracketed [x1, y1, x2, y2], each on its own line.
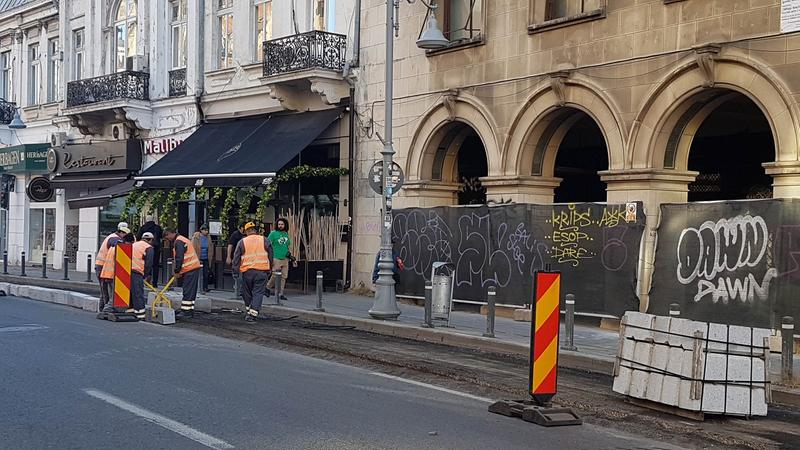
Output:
[195, 0, 206, 123]
[351, 0, 361, 67]
[345, 87, 356, 289]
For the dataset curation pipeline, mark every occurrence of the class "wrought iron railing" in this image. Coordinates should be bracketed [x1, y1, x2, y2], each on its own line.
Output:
[66, 71, 150, 108]
[169, 68, 187, 97]
[263, 30, 347, 77]
[0, 100, 16, 125]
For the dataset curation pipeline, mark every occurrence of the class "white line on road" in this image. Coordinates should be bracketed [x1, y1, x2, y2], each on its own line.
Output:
[83, 389, 234, 450]
[369, 372, 494, 404]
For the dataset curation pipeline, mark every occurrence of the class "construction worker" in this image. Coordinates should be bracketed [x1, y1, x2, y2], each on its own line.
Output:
[164, 229, 202, 319]
[100, 233, 135, 314]
[95, 222, 129, 310]
[131, 232, 155, 321]
[232, 222, 273, 322]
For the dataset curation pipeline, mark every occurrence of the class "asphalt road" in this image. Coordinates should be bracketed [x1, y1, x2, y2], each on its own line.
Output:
[0, 296, 682, 450]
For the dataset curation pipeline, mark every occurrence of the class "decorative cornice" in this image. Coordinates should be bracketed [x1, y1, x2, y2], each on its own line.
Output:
[548, 71, 571, 107]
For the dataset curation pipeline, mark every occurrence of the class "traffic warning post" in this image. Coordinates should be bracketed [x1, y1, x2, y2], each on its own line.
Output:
[488, 271, 581, 427]
[96, 243, 138, 322]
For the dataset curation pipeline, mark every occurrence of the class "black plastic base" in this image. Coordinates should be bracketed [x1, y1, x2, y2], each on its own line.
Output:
[489, 399, 582, 427]
[96, 311, 139, 322]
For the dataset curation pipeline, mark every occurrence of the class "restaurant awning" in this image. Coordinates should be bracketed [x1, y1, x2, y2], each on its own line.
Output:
[49, 173, 132, 190]
[135, 108, 343, 188]
[66, 179, 136, 209]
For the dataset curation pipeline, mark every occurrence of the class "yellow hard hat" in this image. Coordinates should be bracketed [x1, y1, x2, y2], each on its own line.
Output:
[244, 221, 257, 230]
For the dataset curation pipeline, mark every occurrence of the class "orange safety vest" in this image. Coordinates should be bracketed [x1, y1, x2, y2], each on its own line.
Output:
[95, 233, 118, 267]
[131, 240, 151, 275]
[174, 235, 201, 274]
[239, 234, 271, 273]
[100, 246, 116, 280]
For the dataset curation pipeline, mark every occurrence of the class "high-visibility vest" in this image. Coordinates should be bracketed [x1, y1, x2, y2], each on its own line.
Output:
[132, 240, 151, 275]
[239, 234, 271, 273]
[174, 235, 201, 274]
[95, 233, 118, 267]
[100, 246, 116, 280]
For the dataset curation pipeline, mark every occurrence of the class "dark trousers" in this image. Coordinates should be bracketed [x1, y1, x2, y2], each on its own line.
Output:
[131, 272, 146, 319]
[180, 269, 200, 311]
[151, 247, 161, 287]
[200, 258, 209, 292]
[242, 269, 268, 315]
[95, 266, 107, 309]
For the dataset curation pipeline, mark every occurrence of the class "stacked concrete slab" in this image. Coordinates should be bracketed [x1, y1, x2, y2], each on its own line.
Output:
[613, 312, 770, 417]
[0, 282, 99, 312]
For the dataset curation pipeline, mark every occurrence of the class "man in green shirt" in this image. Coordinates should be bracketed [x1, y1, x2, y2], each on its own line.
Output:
[267, 218, 294, 300]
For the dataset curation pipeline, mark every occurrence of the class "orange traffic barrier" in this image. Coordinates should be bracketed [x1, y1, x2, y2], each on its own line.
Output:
[530, 271, 561, 406]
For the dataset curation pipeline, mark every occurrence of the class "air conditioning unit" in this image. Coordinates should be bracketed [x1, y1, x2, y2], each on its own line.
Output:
[110, 123, 129, 140]
[50, 132, 68, 147]
[125, 55, 148, 72]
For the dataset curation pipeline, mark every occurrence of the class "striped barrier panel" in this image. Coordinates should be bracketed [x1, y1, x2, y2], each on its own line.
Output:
[530, 271, 561, 406]
[113, 243, 132, 309]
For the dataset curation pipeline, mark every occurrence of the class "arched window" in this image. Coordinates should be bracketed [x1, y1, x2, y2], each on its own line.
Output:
[114, 0, 138, 72]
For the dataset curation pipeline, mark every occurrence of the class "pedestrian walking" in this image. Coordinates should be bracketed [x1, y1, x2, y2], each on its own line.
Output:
[131, 232, 155, 321]
[226, 223, 245, 299]
[266, 218, 296, 300]
[95, 222, 129, 311]
[232, 222, 273, 323]
[100, 233, 135, 313]
[139, 215, 163, 286]
[164, 229, 202, 319]
[192, 224, 214, 293]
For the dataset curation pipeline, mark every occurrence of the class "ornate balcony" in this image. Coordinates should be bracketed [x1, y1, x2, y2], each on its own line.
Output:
[169, 68, 187, 97]
[263, 30, 347, 77]
[66, 71, 150, 108]
[0, 100, 15, 125]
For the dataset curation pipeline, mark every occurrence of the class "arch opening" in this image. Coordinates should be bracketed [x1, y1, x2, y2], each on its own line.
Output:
[427, 121, 488, 205]
[553, 112, 609, 203]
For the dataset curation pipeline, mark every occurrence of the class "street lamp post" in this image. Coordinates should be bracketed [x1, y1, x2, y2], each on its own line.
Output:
[369, 1, 449, 319]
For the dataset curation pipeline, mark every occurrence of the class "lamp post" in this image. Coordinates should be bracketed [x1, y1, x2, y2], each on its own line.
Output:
[369, 1, 448, 320]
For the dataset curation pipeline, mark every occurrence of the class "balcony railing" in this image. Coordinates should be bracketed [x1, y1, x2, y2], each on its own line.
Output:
[66, 71, 150, 108]
[0, 100, 15, 125]
[169, 68, 187, 97]
[263, 30, 347, 77]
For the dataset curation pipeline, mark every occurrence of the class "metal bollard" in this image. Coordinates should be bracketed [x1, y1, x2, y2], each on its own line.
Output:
[86, 254, 92, 282]
[41, 253, 47, 278]
[483, 286, 496, 338]
[422, 280, 434, 328]
[314, 270, 325, 312]
[2, 250, 7, 274]
[669, 303, 680, 317]
[63, 255, 69, 281]
[275, 270, 283, 305]
[198, 261, 204, 293]
[783, 316, 795, 383]
[20, 251, 26, 277]
[166, 260, 174, 291]
[562, 293, 577, 351]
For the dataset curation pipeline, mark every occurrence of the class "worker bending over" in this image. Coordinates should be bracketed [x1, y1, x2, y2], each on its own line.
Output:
[131, 232, 155, 321]
[232, 222, 273, 322]
[94, 222, 129, 310]
[100, 233, 135, 313]
[164, 229, 202, 319]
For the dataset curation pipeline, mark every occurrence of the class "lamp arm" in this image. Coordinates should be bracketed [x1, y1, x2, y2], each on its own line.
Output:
[404, 0, 438, 11]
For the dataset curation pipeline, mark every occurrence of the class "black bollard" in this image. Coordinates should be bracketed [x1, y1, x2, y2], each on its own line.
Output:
[2, 250, 7, 274]
[314, 271, 325, 312]
[86, 254, 93, 282]
[41, 253, 47, 278]
[483, 286, 496, 338]
[422, 280, 434, 328]
[669, 303, 681, 317]
[63, 255, 70, 281]
[20, 251, 26, 277]
[275, 270, 283, 305]
[783, 316, 795, 383]
[562, 293, 577, 351]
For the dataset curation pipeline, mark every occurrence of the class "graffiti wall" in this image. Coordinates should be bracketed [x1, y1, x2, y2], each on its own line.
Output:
[650, 199, 800, 328]
[391, 202, 645, 316]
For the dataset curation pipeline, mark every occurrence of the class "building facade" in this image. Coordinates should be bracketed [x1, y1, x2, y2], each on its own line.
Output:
[352, 0, 800, 310]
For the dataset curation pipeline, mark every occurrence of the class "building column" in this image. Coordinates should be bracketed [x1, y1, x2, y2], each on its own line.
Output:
[480, 175, 562, 204]
[764, 162, 800, 198]
[600, 169, 698, 313]
[77, 207, 100, 271]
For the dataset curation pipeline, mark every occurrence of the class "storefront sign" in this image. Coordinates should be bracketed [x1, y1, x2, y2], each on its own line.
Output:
[782, 0, 800, 33]
[48, 140, 142, 175]
[0, 144, 50, 173]
[27, 177, 54, 202]
[144, 138, 182, 155]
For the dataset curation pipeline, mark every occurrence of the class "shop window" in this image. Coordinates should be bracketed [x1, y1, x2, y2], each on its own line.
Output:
[254, 0, 272, 62]
[530, 0, 605, 33]
[217, 0, 234, 69]
[29, 208, 56, 265]
[114, 0, 138, 72]
[431, 0, 484, 50]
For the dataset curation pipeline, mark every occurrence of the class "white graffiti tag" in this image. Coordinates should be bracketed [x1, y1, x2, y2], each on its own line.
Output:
[676, 214, 776, 304]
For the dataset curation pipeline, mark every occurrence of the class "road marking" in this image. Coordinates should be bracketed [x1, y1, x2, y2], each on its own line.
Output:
[0, 325, 48, 333]
[83, 389, 234, 449]
[369, 372, 494, 404]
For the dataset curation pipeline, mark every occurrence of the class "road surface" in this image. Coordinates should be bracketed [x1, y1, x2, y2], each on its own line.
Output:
[0, 296, 681, 449]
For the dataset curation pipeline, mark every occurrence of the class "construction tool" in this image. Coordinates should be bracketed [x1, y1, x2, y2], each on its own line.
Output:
[145, 276, 176, 325]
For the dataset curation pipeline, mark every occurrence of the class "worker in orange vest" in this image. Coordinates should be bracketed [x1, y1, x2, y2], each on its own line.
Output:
[232, 222, 273, 322]
[100, 233, 135, 314]
[95, 222, 129, 311]
[130, 232, 155, 321]
[164, 229, 202, 319]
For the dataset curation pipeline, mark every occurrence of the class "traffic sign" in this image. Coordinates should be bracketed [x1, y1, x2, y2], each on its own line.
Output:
[530, 271, 561, 406]
[369, 161, 404, 196]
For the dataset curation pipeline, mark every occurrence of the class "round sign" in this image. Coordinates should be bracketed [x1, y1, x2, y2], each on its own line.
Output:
[46, 148, 58, 172]
[369, 161, 404, 196]
[27, 177, 54, 202]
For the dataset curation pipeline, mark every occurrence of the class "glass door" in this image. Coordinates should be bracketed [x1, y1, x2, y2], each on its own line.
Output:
[29, 208, 56, 264]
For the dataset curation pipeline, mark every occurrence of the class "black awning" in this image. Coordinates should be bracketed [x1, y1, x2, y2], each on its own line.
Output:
[67, 179, 136, 209]
[136, 108, 343, 188]
[50, 173, 131, 190]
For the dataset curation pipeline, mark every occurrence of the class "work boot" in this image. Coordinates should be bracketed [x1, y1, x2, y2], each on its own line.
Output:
[279, 294, 288, 301]
[244, 315, 256, 323]
[175, 310, 194, 320]
[102, 303, 115, 313]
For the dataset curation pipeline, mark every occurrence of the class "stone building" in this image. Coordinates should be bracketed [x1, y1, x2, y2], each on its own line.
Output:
[352, 0, 800, 310]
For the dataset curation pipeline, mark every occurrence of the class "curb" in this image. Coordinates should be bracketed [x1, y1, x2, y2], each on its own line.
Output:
[0, 281, 98, 313]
